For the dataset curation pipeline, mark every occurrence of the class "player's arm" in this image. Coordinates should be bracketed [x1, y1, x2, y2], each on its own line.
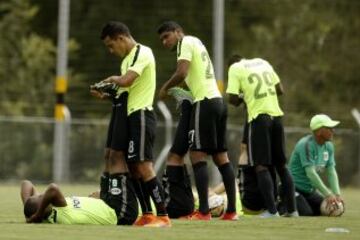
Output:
[90, 89, 111, 100]
[103, 70, 139, 87]
[305, 166, 332, 196]
[159, 60, 190, 99]
[21, 180, 38, 204]
[27, 183, 67, 223]
[326, 165, 343, 203]
[227, 93, 244, 107]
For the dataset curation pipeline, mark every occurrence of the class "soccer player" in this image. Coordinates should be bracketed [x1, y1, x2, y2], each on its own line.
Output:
[22, 180, 137, 225]
[289, 114, 344, 216]
[226, 54, 297, 217]
[157, 21, 237, 220]
[90, 35, 134, 225]
[101, 21, 170, 227]
[162, 87, 195, 218]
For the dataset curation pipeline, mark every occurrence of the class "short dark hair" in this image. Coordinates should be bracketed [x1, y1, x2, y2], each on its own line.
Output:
[100, 21, 131, 40]
[228, 54, 243, 66]
[24, 197, 39, 218]
[157, 21, 183, 35]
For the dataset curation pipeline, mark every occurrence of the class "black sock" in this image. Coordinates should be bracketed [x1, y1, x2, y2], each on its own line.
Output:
[277, 167, 296, 213]
[218, 163, 236, 213]
[192, 161, 209, 214]
[256, 169, 278, 214]
[166, 165, 185, 182]
[145, 177, 167, 216]
[100, 172, 109, 201]
[131, 178, 153, 214]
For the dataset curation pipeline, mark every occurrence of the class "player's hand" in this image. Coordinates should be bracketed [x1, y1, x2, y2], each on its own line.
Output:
[102, 76, 117, 84]
[335, 195, 344, 205]
[88, 190, 100, 199]
[27, 212, 42, 223]
[325, 195, 337, 206]
[90, 89, 110, 100]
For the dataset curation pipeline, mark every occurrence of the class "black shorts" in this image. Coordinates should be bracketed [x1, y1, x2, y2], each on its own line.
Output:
[102, 174, 139, 225]
[238, 166, 266, 211]
[189, 97, 227, 154]
[106, 92, 128, 151]
[248, 114, 287, 166]
[170, 101, 192, 156]
[127, 109, 156, 162]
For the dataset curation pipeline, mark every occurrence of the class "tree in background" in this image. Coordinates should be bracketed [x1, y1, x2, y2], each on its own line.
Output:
[0, 0, 56, 116]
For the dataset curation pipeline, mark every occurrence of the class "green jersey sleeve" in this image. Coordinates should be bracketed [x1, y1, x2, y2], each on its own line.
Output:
[305, 166, 332, 196]
[226, 63, 242, 95]
[177, 38, 193, 62]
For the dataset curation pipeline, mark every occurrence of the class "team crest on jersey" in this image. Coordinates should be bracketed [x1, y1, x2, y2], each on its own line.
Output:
[323, 151, 329, 161]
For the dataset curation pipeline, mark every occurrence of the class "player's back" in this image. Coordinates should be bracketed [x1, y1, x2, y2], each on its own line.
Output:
[48, 197, 117, 225]
[236, 58, 283, 121]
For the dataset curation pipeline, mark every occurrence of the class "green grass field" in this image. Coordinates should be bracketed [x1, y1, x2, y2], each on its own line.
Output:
[0, 184, 359, 240]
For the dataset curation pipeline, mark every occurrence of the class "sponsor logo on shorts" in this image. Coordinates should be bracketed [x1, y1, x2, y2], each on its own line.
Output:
[110, 187, 122, 195]
[112, 179, 118, 187]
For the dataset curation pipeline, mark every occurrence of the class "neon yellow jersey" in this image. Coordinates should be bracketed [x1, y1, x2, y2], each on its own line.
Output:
[226, 58, 283, 122]
[177, 36, 221, 102]
[121, 44, 156, 115]
[46, 197, 117, 225]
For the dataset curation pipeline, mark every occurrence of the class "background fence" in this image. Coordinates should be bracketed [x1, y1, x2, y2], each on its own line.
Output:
[1, 110, 359, 187]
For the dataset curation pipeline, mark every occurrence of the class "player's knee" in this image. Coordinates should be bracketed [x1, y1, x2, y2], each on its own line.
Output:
[255, 165, 268, 173]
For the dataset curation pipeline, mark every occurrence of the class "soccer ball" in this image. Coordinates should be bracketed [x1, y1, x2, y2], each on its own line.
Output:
[209, 194, 225, 217]
[320, 200, 344, 217]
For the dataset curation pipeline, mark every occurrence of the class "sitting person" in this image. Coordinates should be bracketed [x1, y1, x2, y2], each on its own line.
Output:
[21, 180, 138, 225]
[289, 114, 344, 216]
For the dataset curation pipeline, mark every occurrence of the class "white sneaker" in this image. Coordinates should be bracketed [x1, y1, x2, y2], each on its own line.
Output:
[259, 210, 280, 218]
[282, 211, 299, 217]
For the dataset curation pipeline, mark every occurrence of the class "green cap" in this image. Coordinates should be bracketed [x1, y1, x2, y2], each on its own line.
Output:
[310, 114, 340, 131]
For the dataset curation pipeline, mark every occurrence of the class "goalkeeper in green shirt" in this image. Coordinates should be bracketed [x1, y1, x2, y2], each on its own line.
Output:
[289, 114, 344, 216]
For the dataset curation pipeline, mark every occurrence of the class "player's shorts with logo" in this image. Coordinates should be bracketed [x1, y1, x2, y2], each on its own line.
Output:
[126, 109, 156, 162]
[106, 92, 128, 151]
[248, 114, 287, 166]
[101, 174, 139, 225]
[170, 100, 193, 156]
[189, 97, 227, 154]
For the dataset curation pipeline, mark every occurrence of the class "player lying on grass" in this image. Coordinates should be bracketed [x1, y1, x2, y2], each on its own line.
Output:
[21, 180, 137, 225]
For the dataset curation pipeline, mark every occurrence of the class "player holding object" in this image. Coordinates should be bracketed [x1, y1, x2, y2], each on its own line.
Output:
[289, 114, 344, 216]
[226, 54, 297, 217]
[158, 21, 237, 220]
[22, 180, 137, 225]
[90, 37, 137, 225]
[100, 21, 170, 227]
